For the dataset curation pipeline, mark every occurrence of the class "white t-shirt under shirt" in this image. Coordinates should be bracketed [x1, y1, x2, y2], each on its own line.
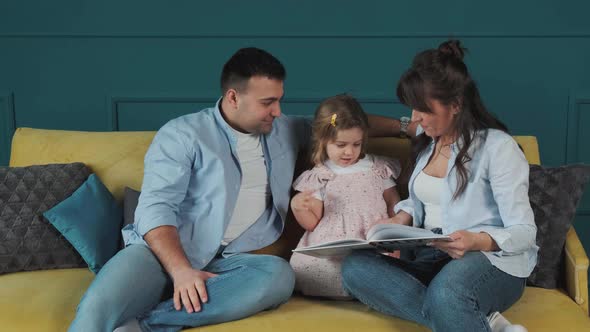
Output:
[313, 155, 396, 201]
[413, 170, 443, 230]
[222, 129, 270, 245]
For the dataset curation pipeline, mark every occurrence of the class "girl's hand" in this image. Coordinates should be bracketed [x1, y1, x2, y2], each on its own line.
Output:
[429, 230, 494, 259]
[291, 191, 315, 211]
[290, 191, 323, 231]
[375, 214, 412, 226]
[374, 217, 393, 225]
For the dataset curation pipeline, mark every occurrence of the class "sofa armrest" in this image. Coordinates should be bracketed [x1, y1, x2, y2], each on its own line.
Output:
[564, 227, 589, 315]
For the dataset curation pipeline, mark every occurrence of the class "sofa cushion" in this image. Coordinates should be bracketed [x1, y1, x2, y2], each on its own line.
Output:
[191, 290, 590, 332]
[527, 164, 590, 288]
[8, 130, 543, 263]
[0, 163, 90, 275]
[0, 269, 93, 331]
[0, 269, 588, 332]
[44, 174, 123, 274]
[9, 128, 155, 200]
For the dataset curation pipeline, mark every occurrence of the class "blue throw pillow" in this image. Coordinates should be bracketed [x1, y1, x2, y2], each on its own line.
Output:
[43, 174, 123, 273]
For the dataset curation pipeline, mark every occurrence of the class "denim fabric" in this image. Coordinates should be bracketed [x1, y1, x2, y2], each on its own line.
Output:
[342, 249, 526, 332]
[138, 252, 295, 332]
[68, 245, 295, 332]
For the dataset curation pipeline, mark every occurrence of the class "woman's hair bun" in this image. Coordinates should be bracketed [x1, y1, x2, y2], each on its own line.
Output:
[438, 39, 466, 60]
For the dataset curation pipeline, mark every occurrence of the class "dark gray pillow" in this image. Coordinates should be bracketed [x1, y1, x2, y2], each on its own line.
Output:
[121, 187, 140, 248]
[527, 164, 590, 288]
[0, 163, 91, 274]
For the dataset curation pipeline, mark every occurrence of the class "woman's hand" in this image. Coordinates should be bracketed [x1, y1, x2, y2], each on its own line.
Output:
[429, 231, 498, 259]
[382, 250, 401, 258]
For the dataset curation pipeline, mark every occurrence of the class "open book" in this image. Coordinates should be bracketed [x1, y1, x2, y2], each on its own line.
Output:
[292, 223, 452, 258]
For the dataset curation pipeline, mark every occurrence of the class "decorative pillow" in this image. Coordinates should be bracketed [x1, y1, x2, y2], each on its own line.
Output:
[527, 164, 590, 288]
[0, 163, 90, 275]
[122, 186, 140, 248]
[44, 174, 123, 274]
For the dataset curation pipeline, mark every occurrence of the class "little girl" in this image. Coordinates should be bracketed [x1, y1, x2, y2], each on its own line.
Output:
[289, 94, 401, 298]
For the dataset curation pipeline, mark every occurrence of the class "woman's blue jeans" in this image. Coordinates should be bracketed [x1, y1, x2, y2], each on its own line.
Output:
[341, 248, 526, 332]
[68, 244, 295, 332]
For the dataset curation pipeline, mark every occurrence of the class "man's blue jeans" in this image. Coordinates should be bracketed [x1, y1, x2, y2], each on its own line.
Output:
[68, 244, 295, 332]
[341, 248, 526, 332]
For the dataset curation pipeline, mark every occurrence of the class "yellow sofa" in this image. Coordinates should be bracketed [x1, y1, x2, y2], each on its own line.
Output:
[1, 127, 589, 332]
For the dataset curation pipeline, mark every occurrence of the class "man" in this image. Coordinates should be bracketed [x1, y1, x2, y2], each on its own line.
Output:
[69, 47, 413, 332]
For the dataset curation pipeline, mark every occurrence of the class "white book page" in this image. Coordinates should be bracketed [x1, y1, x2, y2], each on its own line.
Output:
[366, 223, 450, 241]
[292, 242, 374, 258]
[294, 238, 366, 250]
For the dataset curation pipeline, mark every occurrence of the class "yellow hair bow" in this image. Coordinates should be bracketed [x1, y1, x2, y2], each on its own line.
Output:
[330, 114, 337, 127]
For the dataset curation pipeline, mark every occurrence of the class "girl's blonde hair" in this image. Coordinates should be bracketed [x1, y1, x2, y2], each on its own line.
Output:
[310, 94, 369, 165]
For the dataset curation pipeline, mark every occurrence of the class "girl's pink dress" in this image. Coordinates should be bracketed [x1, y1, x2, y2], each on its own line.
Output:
[289, 155, 400, 297]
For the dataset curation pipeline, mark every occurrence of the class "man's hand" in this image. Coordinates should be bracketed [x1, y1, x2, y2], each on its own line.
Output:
[171, 267, 218, 313]
[143, 226, 221, 313]
[291, 191, 315, 211]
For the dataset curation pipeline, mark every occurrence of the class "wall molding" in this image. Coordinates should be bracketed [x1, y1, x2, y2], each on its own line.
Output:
[566, 90, 590, 163]
[567, 90, 590, 215]
[0, 93, 16, 166]
[3, 34, 590, 39]
[108, 96, 219, 131]
[107, 95, 401, 131]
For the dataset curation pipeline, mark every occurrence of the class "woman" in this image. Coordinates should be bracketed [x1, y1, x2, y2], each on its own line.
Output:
[341, 40, 537, 332]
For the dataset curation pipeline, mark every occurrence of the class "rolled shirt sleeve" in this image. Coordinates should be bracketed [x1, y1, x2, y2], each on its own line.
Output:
[483, 136, 537, 255]
[394, 198, 415, 217]
[135, 121, 195, 236]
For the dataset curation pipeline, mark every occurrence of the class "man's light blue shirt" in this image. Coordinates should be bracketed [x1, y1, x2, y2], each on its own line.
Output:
[395, 128, 539, 278]
[122, 100, 310, 269]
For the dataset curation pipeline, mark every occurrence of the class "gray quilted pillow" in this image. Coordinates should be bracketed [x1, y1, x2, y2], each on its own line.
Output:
[0, 163, 91, 274]
[527, 164, 590, 288]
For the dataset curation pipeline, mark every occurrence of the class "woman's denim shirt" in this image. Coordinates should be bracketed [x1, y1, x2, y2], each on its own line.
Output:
[395, 128, 538, 277]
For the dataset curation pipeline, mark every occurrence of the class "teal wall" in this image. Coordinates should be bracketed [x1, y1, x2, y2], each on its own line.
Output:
[1, 1, 589, 253]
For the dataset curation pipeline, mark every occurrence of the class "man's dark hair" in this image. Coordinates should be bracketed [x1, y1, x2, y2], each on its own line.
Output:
[220, 47, 286, 93]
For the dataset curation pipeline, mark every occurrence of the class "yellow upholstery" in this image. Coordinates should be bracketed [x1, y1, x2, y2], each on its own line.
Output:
[9, 128, 155, 200]
[2, 127, 589, 331]
[195, 288, 590, 332]
[0, 270, 587, 332]
[0, 269, 93, 332]
[565, 227, 590, 314]
[514, 136, 541, 165]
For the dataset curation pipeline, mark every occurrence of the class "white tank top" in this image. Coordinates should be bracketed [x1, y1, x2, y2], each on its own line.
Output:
[413, 170, 444, 230]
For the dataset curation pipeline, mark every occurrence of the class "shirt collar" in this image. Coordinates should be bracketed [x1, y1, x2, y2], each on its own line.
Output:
[212, 97, 238, 144]
[427, 130, 485, 154]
